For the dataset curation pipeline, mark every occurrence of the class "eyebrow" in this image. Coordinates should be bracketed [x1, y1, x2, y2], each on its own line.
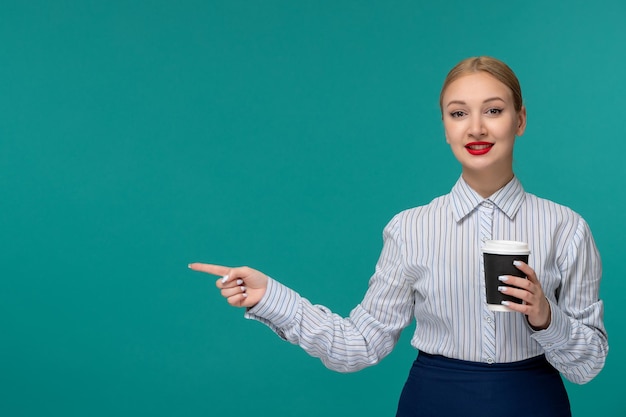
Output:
[445, 97, 506, 108]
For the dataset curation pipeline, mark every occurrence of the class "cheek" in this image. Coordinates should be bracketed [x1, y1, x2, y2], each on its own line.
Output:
[443, 123, 462, 145]
[489, 120, 518, 139]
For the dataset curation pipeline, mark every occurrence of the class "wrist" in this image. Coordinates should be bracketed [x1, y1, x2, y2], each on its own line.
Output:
[528, 298, 552, 331]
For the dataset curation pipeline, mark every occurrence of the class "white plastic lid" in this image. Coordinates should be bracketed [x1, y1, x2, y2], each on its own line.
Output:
[481, 239, 530, 255]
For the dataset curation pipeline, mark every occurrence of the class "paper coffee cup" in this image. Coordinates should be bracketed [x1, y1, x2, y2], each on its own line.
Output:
[482, 240, 530, 312]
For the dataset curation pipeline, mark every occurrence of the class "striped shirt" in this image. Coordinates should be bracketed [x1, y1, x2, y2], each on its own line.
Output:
[245, 176, 608, 384]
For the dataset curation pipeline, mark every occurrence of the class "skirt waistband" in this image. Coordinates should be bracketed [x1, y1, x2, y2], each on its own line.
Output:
[396, 352, 571, 416]
[417, 351, 552, 373]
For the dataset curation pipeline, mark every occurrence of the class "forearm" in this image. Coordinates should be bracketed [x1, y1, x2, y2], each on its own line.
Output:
[244, 278, 402, 373]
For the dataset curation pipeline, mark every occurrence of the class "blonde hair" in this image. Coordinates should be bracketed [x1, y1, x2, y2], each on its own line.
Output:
[439, 56, 523, 112]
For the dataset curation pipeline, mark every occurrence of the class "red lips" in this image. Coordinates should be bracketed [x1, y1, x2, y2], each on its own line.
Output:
[465, 142, 494, 155]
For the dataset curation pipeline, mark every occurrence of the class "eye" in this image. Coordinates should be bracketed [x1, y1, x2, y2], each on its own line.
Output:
[485, 108, 503, 116]
[449, 110, 466, 118]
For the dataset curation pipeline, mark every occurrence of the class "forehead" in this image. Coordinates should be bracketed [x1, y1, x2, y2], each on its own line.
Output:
[442, 72, 513, 105]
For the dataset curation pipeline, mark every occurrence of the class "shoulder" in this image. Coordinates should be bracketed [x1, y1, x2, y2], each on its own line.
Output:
[395, 193, 450, 219]
[523, 192, 583, 223]
[522, 192, 596, 244]
[385, 193, 452, 233]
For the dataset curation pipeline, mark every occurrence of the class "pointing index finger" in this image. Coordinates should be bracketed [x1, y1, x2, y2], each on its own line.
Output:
[188, 263, 231, 277]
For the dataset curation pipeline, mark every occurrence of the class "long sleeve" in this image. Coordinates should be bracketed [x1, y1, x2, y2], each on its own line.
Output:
[530, 217, 608, 384]
[242, 177, 609, 383]
[244, 216, 415, 373]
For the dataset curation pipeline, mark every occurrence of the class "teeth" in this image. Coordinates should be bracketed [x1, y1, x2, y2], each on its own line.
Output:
[468, 144, 491, 150]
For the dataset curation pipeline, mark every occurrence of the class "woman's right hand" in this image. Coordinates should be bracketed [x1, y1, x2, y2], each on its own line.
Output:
[188, 263, 268, 308]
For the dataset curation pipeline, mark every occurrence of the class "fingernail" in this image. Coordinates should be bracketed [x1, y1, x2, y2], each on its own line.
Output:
[498, 286, 507, 292]
[221, 275, 229, 284]
[240, 286, 246, 292]
[501, 301, 510, 306]
[242, 293, 248, 298]
[498, 275, 509, 282]
[236, 279, 244, 285]
[513, 260, 522, 267]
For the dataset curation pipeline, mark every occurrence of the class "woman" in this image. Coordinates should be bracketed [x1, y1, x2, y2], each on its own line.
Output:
[189, 57, 608, 417]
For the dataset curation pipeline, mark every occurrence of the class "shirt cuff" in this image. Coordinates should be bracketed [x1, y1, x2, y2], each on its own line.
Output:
[244, 277, 300, 329]
[529, 298, 570, 351]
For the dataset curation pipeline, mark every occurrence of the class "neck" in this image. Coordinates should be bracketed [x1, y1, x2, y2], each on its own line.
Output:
[462, 168, 514, 198]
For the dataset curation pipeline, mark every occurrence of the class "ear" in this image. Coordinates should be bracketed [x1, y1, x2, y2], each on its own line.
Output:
[516, 106, 527, 136]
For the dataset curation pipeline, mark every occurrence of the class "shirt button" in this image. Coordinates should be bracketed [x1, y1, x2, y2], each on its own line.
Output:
[486, 358, 495, 364]
[486, 317, 493, 324]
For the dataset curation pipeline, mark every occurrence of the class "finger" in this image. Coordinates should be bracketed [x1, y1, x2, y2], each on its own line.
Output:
[221, 285, 247, 298]
[499, 275, 532, 291]
[226, 292, 249, 307]
[499, 286, 531, 302]
[189, 263, 231, 277]
[501, 300, 531, 314]
[218, 278, 244, 289]
[219, 266, 254, 285]
[512, 260, 539, 283]
[215, 274, 246, 289]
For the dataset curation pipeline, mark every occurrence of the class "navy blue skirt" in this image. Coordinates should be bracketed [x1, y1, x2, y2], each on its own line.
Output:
[396, 352, 571, 417]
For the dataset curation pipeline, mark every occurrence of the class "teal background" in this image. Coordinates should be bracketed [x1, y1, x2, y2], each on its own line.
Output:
[1, 1, 624, 416]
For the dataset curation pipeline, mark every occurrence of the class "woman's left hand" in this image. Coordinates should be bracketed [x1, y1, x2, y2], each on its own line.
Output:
[499, 260, 551, 330]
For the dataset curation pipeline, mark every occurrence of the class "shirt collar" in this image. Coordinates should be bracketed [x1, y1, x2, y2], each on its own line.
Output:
[449, 176, 526, 222]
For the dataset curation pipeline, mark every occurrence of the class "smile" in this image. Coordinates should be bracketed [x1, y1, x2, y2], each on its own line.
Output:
[465, 142, 494, 156]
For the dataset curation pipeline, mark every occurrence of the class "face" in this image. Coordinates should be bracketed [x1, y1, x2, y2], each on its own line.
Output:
[441, 72, 526, 178]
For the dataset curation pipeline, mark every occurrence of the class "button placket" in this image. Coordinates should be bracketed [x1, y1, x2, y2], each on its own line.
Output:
[479, 201, 496, 364]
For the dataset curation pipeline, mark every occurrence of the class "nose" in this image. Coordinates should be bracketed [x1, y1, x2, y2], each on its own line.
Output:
[469, 114, 487, 138]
